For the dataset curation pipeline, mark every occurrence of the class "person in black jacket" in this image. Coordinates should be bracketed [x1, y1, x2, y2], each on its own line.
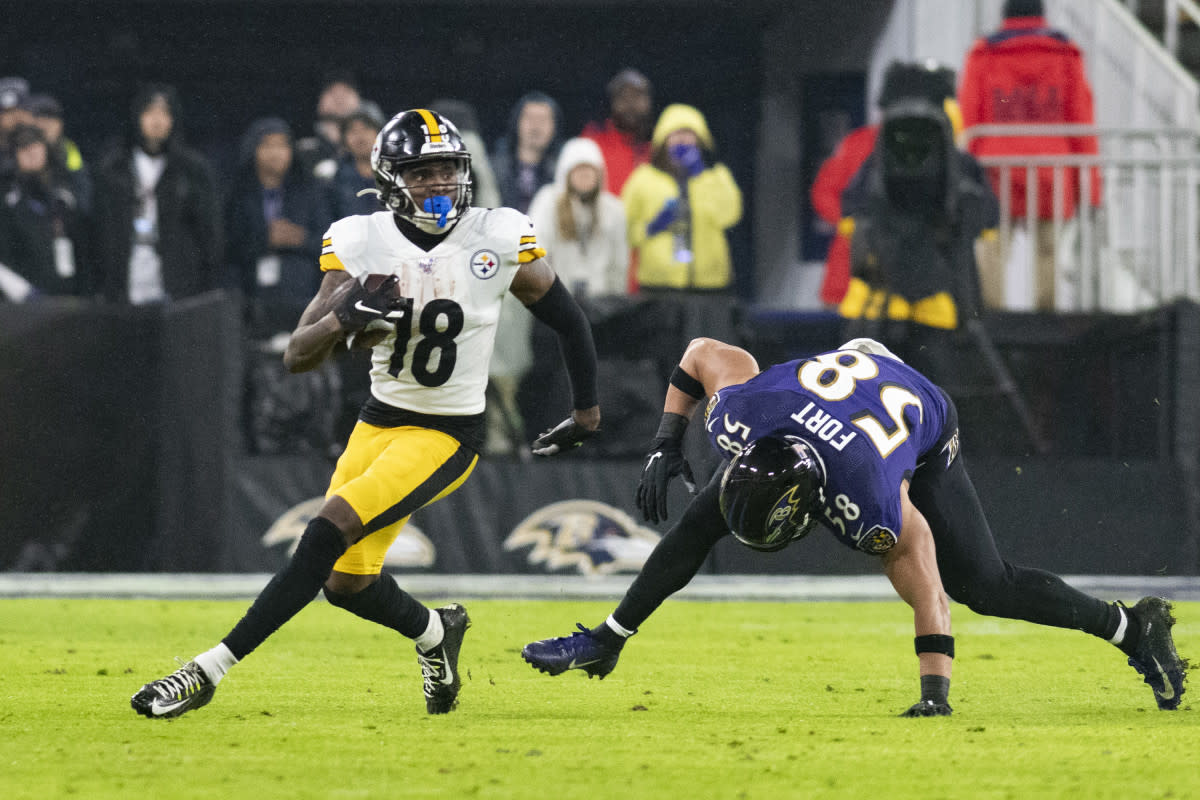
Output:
[92, 83, 223, 304]
[326, 103, 386, 221]
[0, 124, 88, 299]
[490, 91, 562, 214]
[225, 116, 332, 335]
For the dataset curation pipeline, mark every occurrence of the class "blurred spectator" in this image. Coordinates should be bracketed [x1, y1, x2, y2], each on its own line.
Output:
[93, 83, 223, 304]
[958, 0, 1101, 311]
[0, 124, 89, 299]
[811, 126, 877, 307]
[811, 61, 961, 306]
[622, 103, 742, 294]
[327, 101, 386, 219]
[839, 62, 998, 384]
[295, 71, 361, 181]
[491, 91, 561, 214]
[429, 98, 502, 208]
[28, 93, 93, 216]
[581, 68, 654, 196]
[225, 117, 331, 335]
[0, 77, 34, 181]
[528, 137, 628, 300]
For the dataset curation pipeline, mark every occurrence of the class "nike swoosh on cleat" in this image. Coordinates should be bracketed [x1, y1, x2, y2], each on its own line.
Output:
[567, 657, 603, 670]
[354, 300, 378, 314]
[1151, 657, 1175, 701]
[149, 698, 184, 715]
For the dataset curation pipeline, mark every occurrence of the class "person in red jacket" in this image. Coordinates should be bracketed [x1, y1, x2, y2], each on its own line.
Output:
[958, 0, 1102, 311]
[811, 125, 877, 306]
[581, 69, 654, 197]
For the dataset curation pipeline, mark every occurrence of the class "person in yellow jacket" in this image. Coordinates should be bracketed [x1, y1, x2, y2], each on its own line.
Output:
[621, 103, 741, 292]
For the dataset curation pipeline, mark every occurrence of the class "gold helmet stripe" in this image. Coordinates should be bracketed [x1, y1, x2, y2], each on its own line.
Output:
[414, 108, 444, 143]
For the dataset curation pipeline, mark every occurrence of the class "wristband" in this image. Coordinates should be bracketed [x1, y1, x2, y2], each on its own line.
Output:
[654, 412, 689, 442]
[914, 634, 955, 658]
[669, 365, 706, 400]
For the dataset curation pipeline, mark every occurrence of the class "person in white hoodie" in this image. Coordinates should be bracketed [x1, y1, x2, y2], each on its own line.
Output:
[528, 136, 629, 299]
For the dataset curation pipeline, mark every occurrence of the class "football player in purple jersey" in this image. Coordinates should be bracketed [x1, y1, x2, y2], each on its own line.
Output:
[524, 337, 1188, 715]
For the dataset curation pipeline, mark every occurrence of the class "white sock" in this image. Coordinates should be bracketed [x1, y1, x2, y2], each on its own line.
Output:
[413, 609, 445, 653]
[193, 643, 238, 686]
[605, 615, 636, 638]
[1108, 605, 1129, 645]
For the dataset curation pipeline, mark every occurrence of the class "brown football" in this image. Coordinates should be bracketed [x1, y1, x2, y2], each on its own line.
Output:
[362, 273, 395, 292]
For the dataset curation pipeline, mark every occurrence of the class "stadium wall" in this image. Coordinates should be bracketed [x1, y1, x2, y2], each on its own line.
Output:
[2, 294, 1197, 576]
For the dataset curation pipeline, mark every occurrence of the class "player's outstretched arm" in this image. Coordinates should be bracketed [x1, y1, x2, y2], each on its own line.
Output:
[884, 483, 954, 717]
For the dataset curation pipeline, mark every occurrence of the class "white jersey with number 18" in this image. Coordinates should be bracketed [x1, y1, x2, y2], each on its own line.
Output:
[319, 207, 544, 415]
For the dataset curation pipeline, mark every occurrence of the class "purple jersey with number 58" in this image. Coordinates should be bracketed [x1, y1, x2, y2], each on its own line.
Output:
[704, 349, 951, 554]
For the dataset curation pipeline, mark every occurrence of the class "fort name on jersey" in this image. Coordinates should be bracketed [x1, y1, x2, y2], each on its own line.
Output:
[789, 400, 858, 452]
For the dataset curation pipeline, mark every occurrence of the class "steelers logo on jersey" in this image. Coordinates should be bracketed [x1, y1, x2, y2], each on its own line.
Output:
[470, 249, 501, 280]
[858, 526, 898, 554]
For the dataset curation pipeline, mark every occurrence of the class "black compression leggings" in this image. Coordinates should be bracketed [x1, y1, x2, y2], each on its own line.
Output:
[909, 452, 1112, 636]
[613, 472, 729, 632]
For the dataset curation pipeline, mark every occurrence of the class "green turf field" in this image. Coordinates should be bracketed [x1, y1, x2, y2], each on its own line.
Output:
[1, 597, 1195, 799]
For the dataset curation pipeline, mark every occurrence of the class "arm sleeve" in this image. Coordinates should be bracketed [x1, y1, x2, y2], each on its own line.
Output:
[525, 275, 599, 409]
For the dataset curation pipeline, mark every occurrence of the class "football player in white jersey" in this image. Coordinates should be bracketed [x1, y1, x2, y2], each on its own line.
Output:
[133, 109, 601, 719]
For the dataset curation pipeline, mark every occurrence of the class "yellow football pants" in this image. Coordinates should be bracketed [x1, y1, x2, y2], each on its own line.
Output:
[326, 423, 477, 575]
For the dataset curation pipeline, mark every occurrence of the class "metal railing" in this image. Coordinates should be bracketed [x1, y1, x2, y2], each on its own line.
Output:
[1161, 0, 1200, 59]
[962, 124, 1200, 311]
[1055, 0, 1199, 129]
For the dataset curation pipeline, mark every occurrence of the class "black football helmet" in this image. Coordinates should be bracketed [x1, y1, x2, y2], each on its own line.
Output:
[370, 108, 472, 232]
[719, 436, 826, 552]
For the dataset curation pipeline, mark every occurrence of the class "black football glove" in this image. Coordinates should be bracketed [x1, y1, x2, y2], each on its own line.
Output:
[635, 437, 696, 525]
[900, 699, 953, 717]
[334, 275, 404, 333]
[532, 416, 596, 457]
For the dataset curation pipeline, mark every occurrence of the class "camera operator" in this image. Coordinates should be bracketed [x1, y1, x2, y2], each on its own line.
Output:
[837, 61, 998, 385]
